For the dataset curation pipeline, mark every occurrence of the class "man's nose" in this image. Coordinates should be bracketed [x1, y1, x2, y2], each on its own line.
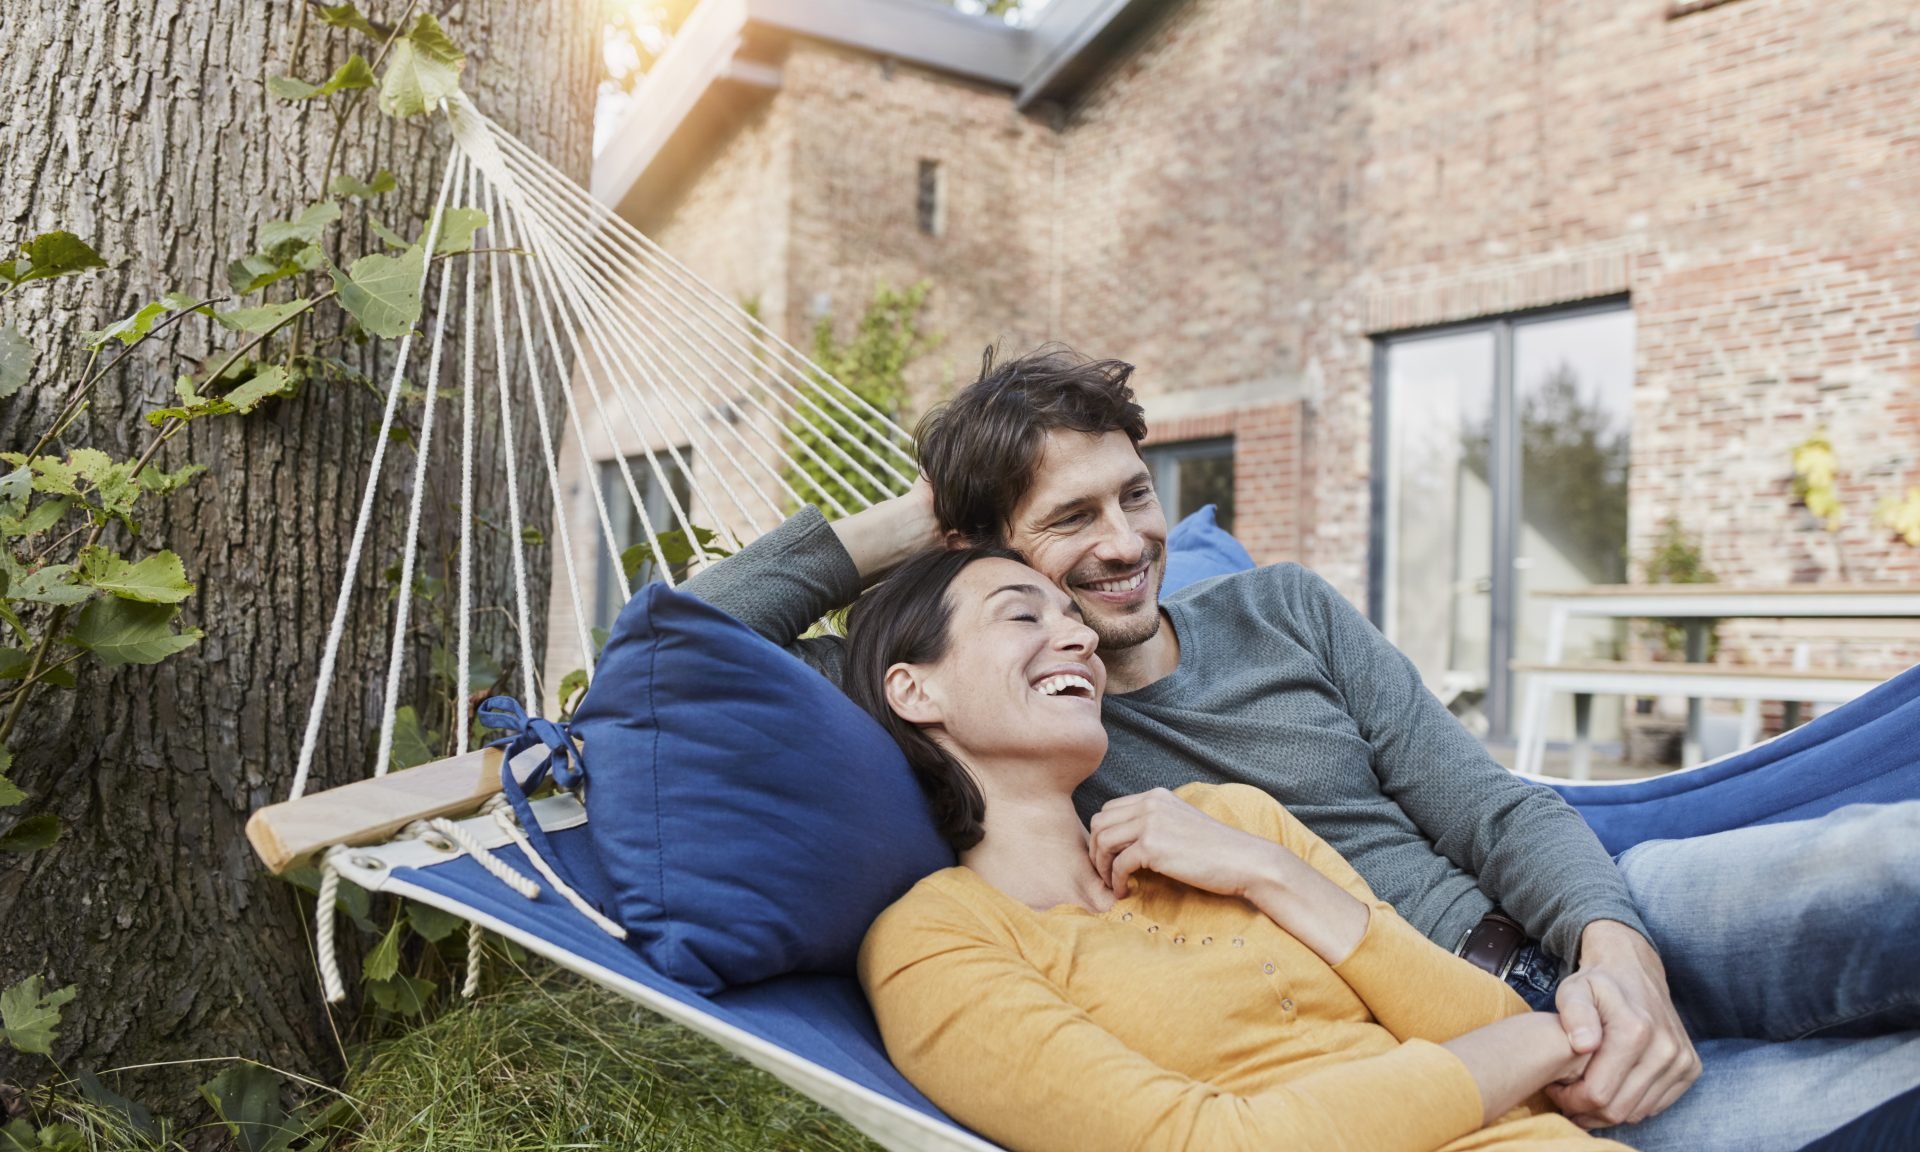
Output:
[1090, 505, 1145, 565]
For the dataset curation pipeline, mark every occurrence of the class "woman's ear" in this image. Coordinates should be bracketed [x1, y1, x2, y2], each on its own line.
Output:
[884, 663, 942, 725]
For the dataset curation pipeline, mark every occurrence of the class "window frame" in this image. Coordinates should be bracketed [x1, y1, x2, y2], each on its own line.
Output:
[1142, 435, 1235, 533]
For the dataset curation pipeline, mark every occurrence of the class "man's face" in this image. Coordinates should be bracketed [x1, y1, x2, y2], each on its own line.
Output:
[1002, 430, 1167, 652]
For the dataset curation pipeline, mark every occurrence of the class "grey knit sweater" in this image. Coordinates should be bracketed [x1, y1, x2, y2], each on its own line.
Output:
[684, 508, 1647, 963]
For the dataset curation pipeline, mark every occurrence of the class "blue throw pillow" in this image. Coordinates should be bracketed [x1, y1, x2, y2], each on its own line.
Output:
[569, 583, 954, 993]
[1162, 504, 1256, 595]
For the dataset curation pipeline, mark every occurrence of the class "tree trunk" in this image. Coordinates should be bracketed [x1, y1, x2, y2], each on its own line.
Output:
[0, 0, 596, 1108]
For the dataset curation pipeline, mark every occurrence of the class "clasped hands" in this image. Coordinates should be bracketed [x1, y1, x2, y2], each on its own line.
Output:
[1088, 789, 1701, 1131]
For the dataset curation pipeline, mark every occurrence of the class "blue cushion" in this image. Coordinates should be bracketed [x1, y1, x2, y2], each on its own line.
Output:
[568, 583, 955, 993]
[1162, 504, 1256, 595]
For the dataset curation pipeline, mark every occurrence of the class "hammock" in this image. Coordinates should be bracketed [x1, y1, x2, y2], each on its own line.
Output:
[245, 95, 1920, 1152]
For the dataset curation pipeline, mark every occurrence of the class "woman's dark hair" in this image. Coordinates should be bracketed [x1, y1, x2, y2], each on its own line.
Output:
[845, 544, 1025, 852]
[916, 345, 1147, 546]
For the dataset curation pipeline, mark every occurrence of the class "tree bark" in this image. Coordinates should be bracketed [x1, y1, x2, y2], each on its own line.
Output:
[0, 0, 596, 1108]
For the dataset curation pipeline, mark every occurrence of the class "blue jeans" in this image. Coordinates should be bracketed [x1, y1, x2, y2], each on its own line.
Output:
[1585, 801, 1920, 1151]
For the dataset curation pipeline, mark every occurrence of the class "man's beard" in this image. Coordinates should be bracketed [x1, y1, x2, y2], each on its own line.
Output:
[1068, 543, 1164, 652]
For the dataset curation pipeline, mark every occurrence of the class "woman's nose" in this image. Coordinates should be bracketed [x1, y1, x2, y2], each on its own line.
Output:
[1053, 616, 1098, 655]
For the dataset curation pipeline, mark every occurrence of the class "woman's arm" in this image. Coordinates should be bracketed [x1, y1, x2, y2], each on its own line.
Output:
[860, 884, 1490, 1152]
[1091, 785, 1533, 1044]
[1443, 1012, 1590, 1125]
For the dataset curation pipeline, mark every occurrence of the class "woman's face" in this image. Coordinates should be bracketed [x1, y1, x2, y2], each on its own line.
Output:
[888, 557, 1109, 774]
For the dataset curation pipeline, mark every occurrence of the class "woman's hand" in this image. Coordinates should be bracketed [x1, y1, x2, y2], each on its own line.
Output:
[1088, 788, 1284, 898]
[1442, 1012, 1594, 1126]
[1088, 789, 1370, 964]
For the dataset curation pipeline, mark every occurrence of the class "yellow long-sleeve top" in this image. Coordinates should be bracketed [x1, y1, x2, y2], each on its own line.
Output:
[859, 783, 1630, 1152]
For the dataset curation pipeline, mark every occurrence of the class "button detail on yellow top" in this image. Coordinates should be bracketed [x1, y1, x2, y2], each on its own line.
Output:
[1200, 936, 1213, 945]
[1263, 962, 1276, 974]
[1172, 935, 1186, 944]
[1119, 912, 1133, 922]
[1146, 925, 1159, 934]
[1281, 998, 1295, 1011]
[1231, 937, 1244, 947]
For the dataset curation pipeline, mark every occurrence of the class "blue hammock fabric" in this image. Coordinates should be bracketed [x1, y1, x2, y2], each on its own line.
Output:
[377, 664, 1920, 1150]
[1544, 661, 1920, 855]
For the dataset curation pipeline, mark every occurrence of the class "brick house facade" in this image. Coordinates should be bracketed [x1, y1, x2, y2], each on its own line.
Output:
[575, 0, 1919, 743]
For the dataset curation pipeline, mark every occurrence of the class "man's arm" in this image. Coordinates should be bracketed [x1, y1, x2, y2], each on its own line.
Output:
[1289, 568, 1697, 1124]
[680, 483, 942, 682]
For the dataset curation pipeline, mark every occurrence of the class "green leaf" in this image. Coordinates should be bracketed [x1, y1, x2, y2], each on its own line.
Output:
[317, 2, 382, 39]
[1, 496, 67, 537]
[10, 565, 91, 606]
[82, 292, 202, 350]
[620, 526, 729, 581]
[77, 547, 195, 604]
[364, 214, 410, 250]
[138, 462, 207, 496]
[267, 53, 373, 101]
[329, 169, 396, 199]
[557, 667, 589, 720]
[330, 245, 424, 338]
[0, 813, 59, 853]
[0, 976, 76, 1055]
[66, 599, 201, 666]
[0, 327, 31, 400]
[428, 206, 488, 254]
[363, 918, 404, 983]
[364, 973, 435, 1016]
[1, 1118, 84, 1152]
[75, 1070, 157, 1139]
[228, 245, 324, 295]
[0, 232, 106, 287]
[388, 704, 436, 770]
[228, 366, 297, 414]
[147, 375, 237, 428]
[0, 468, 28, 508]
[377, 14, 466, 118]
[21, 456, 78, 496]
[201, 1064, 299, 1152]
[257, 201, 341, 253]
[0, 747, 22, 807]
[213, 298, 310, 333]
[406, 900, 464, 943]
[0, 649, 75, 689]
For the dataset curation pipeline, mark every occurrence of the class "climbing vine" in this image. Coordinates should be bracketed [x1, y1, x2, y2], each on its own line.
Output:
[0, 8, 498, 860]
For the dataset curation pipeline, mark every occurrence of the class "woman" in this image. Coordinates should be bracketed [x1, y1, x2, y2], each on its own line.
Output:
[846, 546, 1626, 1152]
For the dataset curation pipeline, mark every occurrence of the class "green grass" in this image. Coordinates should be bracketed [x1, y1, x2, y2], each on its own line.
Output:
[8, 970, 882, 1152]
[340, 975, 883, 1152]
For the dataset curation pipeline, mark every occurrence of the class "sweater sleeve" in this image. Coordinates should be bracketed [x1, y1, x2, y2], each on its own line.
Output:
[679, 506, 860, 684]
[1284, 567, 1647, 963]
[859, 882, 1487, 1152]
[1199, 784, 1531, 1044]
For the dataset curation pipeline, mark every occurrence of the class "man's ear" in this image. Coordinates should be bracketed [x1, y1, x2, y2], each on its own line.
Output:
[884, 663, 942, 725]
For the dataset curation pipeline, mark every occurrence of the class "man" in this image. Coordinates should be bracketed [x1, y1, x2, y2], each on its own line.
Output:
[686, 347, 1920, 1150]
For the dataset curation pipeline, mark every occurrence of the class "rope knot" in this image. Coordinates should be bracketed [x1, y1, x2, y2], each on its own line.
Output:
[479, 695, 584, 793]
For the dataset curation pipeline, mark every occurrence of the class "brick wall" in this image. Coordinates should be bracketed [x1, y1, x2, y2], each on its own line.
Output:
[604, 0, 1920, 664]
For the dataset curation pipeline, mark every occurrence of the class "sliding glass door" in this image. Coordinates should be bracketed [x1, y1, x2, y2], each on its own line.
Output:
[1372, 302, 1634, 745]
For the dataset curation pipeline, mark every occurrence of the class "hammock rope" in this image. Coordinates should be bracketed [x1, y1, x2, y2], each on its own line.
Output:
[292, 93, 918, 804]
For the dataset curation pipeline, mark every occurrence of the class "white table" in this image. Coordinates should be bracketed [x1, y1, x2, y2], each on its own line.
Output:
[1515, 585, 1920, 777]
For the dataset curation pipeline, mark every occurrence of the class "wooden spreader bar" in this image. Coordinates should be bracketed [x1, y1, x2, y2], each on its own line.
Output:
[247, 747, 505, 875]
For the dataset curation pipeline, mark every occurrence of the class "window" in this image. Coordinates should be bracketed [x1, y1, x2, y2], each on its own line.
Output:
[1143, 437, 1235, 534]
[916, 159, 945, 237]
[594, 451, 693, 630]
[1371, 301, 1634, 744]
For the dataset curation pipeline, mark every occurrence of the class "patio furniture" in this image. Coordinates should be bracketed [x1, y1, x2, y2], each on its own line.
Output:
[1514, 585, 1920, 778]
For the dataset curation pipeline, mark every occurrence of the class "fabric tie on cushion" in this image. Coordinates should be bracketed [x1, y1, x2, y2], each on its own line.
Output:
[476, 695, 618, 927]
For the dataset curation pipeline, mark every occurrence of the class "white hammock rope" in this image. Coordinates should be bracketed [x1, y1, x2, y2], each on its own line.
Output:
[286, 94, 989, 1151]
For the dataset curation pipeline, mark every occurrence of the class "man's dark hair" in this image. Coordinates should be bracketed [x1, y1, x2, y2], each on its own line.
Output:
[845, 544, 1025, 853]
[916, 346, 1147, 545]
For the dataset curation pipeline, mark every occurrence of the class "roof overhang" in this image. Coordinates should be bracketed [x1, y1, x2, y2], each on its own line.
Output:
[592, 0, 1160, 217]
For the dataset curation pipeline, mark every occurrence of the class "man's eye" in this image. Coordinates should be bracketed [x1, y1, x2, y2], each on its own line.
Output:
[1011, 613, 1039, 624]
[1126, 487, 1154, 504]
[1055, 513, 1090, 530]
